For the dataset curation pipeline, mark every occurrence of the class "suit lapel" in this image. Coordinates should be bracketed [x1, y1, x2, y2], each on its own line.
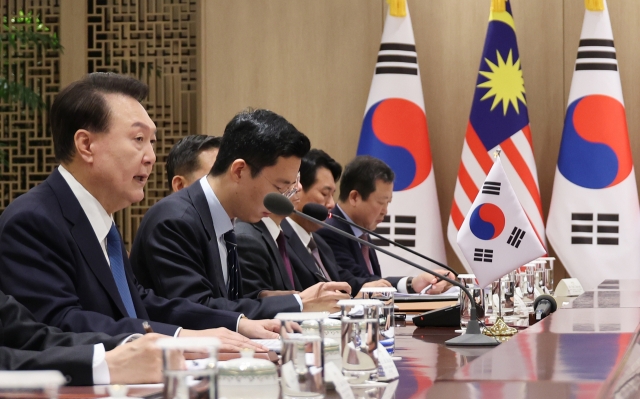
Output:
[331, 207, 373, 276]
[187, 183, 227, 297]
[49, 169, 130, 318]
[255, 221, 294, 291]
[312, 233, 341, 281]
[282, 220, 319, 281]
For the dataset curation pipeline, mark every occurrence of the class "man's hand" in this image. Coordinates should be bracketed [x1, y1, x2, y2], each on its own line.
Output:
[354, 279, 393, 298]
[299, 282, 352, 313]
[106, 333, 164, 384]
[179, 327, 268, 352]
[238, 318, 280, 339]
[412, 269, 454, 294]
[258, 290, 299, 298]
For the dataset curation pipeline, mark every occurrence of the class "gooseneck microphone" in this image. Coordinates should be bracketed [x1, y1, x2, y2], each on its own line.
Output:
[304, 203, 458, 276]
[533, 294, 557, 321]
[264, 193, 499, 347]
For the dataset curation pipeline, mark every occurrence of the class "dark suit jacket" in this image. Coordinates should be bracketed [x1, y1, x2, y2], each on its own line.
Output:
[282, 219, 373, 294]
[0, 291, 128, 385]
[0, 169, 240, 337]
[130, 182, 300, 318]
[315, 207, 402, 286]
[236, 220, 303, 299]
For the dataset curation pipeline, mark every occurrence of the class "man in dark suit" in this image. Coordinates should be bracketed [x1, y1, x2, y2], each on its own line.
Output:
[0, 73, 277, 351]
[131, 109, 350, 319]
[313, 155, 452, 294]
[0, 289, 164, 385]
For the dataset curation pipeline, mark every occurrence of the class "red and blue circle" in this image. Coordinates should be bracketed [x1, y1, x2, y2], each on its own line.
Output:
[357, 98, 432, 191]
[469, 203, 505, 240]
[558, 95, 632, 189]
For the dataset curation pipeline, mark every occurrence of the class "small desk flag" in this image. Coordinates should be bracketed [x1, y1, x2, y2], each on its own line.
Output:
[457, 157, 546, 289]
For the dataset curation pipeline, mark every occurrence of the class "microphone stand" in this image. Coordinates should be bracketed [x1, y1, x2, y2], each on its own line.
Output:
[327, 212, 458, 276]
[289, 207, 498, 347]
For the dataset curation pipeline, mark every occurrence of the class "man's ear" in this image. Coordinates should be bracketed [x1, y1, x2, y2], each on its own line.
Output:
[348, 190, 360, 206]
[171, 176, 187, 192]
[229, 159, 248, 183]
[74, 129, 94, 163]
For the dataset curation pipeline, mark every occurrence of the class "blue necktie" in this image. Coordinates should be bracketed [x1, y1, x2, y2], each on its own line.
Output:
[224, 229, 240, 300]
[107, 223, 137, 318]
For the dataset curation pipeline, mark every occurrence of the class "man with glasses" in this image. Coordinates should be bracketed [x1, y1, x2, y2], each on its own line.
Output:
[131, 109, 350, 319]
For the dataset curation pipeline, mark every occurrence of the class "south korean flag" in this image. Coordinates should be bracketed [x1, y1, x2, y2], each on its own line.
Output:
[457, 156, 546, 288]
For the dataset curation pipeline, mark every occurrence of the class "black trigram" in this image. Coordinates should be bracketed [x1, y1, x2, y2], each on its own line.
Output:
[571, 213, 619, 245]
[507, 227, 525, 248]
[375, 43, 418, 75]
[575, 39, 617, 71]
[372, 214, 416, 247]
[482, 181, 501, 195]
[474, 248, 493, 263]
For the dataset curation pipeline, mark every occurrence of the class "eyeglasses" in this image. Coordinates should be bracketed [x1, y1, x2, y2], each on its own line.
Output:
[262, 172, 300, 199]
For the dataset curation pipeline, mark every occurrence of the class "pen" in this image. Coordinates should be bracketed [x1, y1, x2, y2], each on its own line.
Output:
[423, 271, 451, 294]
[142, 321, 154, 333]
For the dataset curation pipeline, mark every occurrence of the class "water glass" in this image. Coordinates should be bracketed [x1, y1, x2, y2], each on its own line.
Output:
[360, 286, 397, 355]
[338, 299, 383, 383]
[157, 337, 220, 399]
[0, 371, 65, 399]
[276, 312, 328, 399]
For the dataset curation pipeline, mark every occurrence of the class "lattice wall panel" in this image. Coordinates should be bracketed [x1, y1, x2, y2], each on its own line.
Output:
[0, 0, 60, 211]
[87, 0, 198, 247]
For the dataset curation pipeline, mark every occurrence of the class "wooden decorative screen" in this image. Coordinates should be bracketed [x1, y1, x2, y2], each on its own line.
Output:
[87, 0, 198, 247]
[0, 0, 60, 212]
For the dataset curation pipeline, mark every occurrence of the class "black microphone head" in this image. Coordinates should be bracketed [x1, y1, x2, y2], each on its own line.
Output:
[533, 294, 557, 313]
[263, 193, 294, 216]
[302, 203, 329, 221]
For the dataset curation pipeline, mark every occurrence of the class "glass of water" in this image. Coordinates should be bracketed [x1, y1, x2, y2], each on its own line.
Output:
[338, 299, 383, 383]
[276, 312, 329, 399]
[157, 337, 220, 399]
[359, 286, 397, 355]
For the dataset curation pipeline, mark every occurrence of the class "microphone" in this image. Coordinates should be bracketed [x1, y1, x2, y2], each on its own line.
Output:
[533, 294, 557, 321]
[303, 203, 458, 276]
[264, 193, 498, 347]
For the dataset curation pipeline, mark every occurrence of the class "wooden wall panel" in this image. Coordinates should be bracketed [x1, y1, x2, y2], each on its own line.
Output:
[200, 0, 384, 165]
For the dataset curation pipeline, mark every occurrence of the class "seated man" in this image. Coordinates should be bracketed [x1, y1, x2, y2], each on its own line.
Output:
[131, 109, 351, 320]
[0, 289, 164, 385]
[315, 155, 453, 294]
[166, 135, 222, 192]
[0, 73, 276, 350]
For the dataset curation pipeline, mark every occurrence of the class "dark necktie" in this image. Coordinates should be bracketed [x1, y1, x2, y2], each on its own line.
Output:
[224, 229, 240, 300]
[360, 233, 374, 275]
[106, 223, 137, 318]
[276, 231, 295, 288]
[308, 236, 331, 281]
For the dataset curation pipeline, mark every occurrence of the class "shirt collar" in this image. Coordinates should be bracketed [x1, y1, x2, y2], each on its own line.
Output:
[336, 204, 363, 238]
[199, 176, 234, 238]
[58, 165, 113, 243]
[286, 217, 311, 247]
[261, 217, 282, 242]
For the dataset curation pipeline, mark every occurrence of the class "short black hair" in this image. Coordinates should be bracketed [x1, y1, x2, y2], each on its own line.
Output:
[166, 135, 222, 188]
[339, 155, 395, 202]
[211, 108, 310, 177]
[50, 73, 149, 163]
[300, 149, 342, 191]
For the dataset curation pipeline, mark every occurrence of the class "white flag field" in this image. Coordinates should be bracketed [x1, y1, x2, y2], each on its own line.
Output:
[356, 2, 446, 277]
[546, 0, 640, 290]
[457, 157, 546, 288]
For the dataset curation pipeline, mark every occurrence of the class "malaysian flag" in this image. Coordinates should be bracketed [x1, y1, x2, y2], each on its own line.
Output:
[447, 0, 545, 272]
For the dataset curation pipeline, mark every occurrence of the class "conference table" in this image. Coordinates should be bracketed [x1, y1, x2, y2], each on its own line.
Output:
[16, 281, 640, 399]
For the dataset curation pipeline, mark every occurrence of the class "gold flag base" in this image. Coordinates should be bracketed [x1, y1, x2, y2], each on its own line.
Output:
[483, 317, 518, 338]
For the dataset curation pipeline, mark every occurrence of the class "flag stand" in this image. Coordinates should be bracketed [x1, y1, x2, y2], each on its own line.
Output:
[483, 280, 517, 338]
